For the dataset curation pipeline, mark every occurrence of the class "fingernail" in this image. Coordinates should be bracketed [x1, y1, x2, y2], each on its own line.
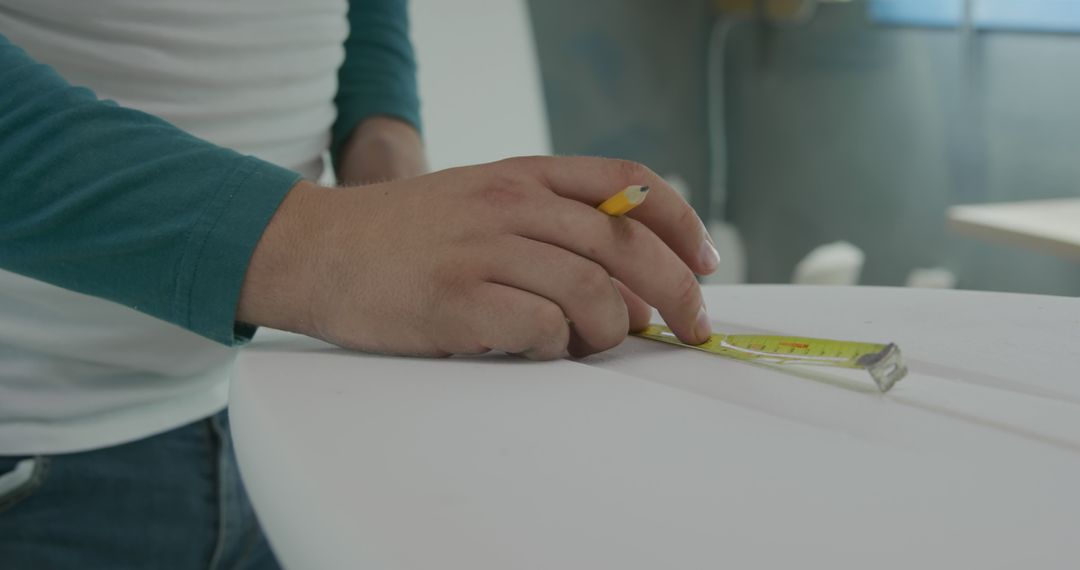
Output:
[694, 305, 712, 343]
[700, 218, 716, 247]
[699, 239, 720, 274]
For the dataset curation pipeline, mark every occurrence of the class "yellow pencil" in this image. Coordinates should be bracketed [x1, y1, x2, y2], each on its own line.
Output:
[597, 185, 649, 216]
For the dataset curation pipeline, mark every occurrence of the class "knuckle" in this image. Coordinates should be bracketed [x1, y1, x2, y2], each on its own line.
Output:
[482, 325, 531, 356]
[593, 323, 627, 354]
[501, 303, 566, 357]
[533, 303, 567, 335]
[677, 202, 700, 229]
[574, 263, 614, 300]
[475, 175, 532, 211]
[599, 297, 631, 349]
[674, 271, 701, 308]
[432, 257, 477, 297]
[493, 156, 526, 169]
[569, 271, 627, 357]
[612, 216, 647, 245]
[611, 159, 651, 184]
[535, 334, 569, 360]
[534, 305, 569, 354]
[496, 155, 541, 171]
[492, 156, 520, 169]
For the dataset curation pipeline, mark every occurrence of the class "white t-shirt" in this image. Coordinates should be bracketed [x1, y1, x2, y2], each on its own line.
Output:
[0, 0, 347, 454]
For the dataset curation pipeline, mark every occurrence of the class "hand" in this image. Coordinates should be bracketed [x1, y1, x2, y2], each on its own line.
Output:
[335, 116, 428, 185]
[239, 156, 720, 359]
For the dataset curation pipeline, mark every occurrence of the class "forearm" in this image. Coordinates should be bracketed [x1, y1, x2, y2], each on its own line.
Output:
[0, 33, 300, 344]
[332, 0, 421, 171]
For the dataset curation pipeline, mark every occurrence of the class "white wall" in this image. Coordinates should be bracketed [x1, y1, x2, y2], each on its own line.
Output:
[410, 0, 552, 170]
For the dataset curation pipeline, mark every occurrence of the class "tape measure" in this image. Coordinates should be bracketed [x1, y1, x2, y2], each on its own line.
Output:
[634, 324, 907, 392]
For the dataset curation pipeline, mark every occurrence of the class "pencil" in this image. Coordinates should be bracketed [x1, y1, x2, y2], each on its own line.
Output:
[597, 185, 649, 216]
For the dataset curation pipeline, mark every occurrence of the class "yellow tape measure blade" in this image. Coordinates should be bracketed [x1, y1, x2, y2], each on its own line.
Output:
[633, 325, 907, 392]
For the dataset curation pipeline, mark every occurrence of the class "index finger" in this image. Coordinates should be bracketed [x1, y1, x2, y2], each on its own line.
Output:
[502, 156, 720, 277]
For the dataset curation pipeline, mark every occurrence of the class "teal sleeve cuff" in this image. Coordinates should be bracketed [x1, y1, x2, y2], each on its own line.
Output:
[332, 0, 422, 166]
[176, 158, 301, 345]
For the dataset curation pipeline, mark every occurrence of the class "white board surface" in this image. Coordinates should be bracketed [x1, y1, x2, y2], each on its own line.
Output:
[232, 285, 1080, 569]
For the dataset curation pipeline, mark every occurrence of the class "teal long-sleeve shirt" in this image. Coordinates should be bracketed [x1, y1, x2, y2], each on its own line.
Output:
[0, 0, 420, 345]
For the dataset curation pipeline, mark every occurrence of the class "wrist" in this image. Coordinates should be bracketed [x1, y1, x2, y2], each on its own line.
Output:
[237, 180, 338, 336]
[337, 116, 427, 184]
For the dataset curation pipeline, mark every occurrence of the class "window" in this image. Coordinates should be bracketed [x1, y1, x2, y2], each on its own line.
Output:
[870, 0, 1080, 32]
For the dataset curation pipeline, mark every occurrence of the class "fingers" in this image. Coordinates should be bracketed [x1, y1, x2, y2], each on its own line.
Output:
[483, 236, 629, 357]
[503, 156, 720, 277]
[513, 191, 711, 344]
[613, 278, 651, 332]
[458, 282, 571, 360]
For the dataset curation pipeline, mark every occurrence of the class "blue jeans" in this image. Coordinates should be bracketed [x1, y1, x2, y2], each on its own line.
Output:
[0, 410, 280, 570]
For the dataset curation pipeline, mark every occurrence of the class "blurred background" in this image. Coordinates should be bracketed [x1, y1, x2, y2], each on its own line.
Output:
[412, 0, 1080, 296]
